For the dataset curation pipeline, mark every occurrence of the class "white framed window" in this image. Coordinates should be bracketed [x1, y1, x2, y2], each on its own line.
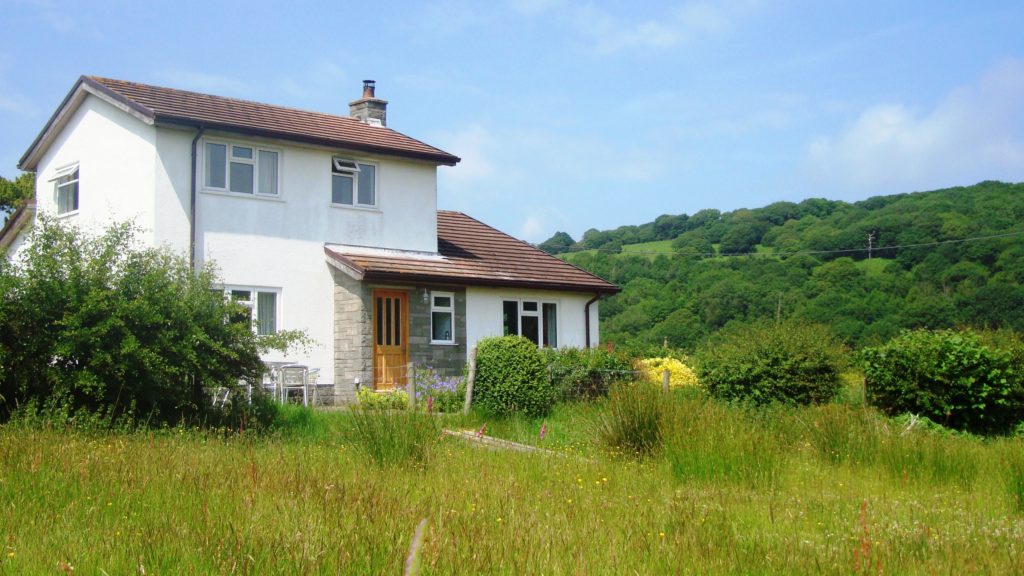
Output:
[51, 163, 80, 215]
[503, 300, 558, 347]
[430, 291, 455, 344]
[224, 287, 279, 336]
[331, 157, 376, 207]
[204, 141, 279, 196]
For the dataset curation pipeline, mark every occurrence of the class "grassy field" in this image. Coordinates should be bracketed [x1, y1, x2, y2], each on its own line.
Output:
[1, 392, 1022, 575]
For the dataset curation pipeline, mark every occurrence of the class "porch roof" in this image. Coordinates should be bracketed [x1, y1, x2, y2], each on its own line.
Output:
[324, 211, 620, 294]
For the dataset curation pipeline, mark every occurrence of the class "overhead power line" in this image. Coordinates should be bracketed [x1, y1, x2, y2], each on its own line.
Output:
[573, 230, 1024, 258]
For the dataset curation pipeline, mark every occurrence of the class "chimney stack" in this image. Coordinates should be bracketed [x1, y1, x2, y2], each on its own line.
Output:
[349, 79, 388, 126]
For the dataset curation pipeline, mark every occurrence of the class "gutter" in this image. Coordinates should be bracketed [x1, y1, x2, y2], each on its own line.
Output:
[189, 126, 205, 271]
[584, 293, 601, 348]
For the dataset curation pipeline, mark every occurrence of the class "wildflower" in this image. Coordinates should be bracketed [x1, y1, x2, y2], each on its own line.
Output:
[476, 424, 487, 439]
[539, 421, 547, 441]
[427, 397, 434, 414]
[7, 551, 14, 558]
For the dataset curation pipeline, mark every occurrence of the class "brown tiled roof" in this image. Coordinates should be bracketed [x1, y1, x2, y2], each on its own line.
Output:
[324, 211, 619, 294]
[20, 76, 459, 169]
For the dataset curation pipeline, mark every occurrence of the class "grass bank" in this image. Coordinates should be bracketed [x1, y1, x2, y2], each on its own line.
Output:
[1, 395, 1022, 574]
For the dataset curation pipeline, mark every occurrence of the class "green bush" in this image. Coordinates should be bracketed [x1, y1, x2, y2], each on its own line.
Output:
[596, 382, 667, 458]
[472, 336, 554, 417]
[356, 388, 409, 411]
[694, 320, 846, 406]
[542, 346, 637, 400]
[0, 218, 270, 427]
[860, 329, 1024, 435]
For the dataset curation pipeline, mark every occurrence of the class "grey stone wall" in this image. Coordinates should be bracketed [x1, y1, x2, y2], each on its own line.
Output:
[330, 272, 469, 404]
[331, 268, 374, 404]
[407, 286, 467, 379]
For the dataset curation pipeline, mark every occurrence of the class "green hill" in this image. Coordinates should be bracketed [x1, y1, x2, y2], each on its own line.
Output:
[542, 181, 1024, 349]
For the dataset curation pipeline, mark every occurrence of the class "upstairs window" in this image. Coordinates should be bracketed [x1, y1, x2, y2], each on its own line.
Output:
[205, 141, 279, 196]
[53, 164, 79, 215]
[503, 300, 558, 347]
[331, 158, 376, 207]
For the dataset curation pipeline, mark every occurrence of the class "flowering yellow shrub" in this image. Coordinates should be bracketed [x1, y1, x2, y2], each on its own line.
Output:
[638, 357, 699, 387]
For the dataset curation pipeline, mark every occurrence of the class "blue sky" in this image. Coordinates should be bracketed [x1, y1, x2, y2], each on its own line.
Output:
[2, 1, 1022, 242]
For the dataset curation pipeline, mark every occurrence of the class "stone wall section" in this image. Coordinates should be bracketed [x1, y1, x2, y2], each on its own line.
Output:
[407, 286, 467, 379]
[331, 267, 373, 404]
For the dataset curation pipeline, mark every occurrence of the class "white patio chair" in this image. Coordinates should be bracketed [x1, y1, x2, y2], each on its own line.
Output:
[280, 364, 309, 405]
[304, 368, 322, 406]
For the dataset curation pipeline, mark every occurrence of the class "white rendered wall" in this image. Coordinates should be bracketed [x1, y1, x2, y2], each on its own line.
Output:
[465, 286, 601, 350]
[184, 133, 442, 384]
[34, 96, 158, 238]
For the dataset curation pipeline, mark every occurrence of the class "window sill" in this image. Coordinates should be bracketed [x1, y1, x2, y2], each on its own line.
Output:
[329, 203, 381, 213]
[202, 189, 285, 203]
[56, 210, 79, 219]
[430, 341, 458, 347]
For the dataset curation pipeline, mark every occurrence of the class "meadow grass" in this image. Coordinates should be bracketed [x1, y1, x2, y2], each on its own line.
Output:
[1, 394, 1023, 574]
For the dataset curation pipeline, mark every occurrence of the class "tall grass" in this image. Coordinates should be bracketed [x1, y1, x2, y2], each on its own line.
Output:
[595, 382, 666, 457]
[343, 407, 440, 467]
[2, 397, 1023, 573]
[664, 397, 783, 488]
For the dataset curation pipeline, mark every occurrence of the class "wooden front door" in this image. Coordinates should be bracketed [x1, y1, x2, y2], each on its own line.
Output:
[372, 290, 408, 389]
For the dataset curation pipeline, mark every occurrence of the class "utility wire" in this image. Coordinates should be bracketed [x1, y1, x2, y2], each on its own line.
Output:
[571, 230, 1024, 258]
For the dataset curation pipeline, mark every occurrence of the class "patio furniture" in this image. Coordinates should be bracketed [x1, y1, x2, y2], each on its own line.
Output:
[280, 364, 309, 405]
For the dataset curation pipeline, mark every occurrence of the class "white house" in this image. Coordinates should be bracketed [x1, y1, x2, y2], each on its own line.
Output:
[10, 76, 619, 401]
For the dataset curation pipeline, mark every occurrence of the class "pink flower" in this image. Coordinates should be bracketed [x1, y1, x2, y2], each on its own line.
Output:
[476, 424, 487, 439]
[427, 396, 434, 414]
[539, 422, 547, 441]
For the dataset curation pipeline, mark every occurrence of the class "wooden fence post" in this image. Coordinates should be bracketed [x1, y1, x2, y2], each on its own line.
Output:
[463, 346, 477, 415]
[406, 362, 416, 411]
[662, 369, 670, 393]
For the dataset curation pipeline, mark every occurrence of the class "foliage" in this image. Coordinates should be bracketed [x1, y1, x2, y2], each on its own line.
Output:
[0, 172, 34, 213]
[595, 382, 668, 458]
[542, 345, 638, 400]
[694, 320, 847, 406]
[0, 217, 268, 427]
[357, 387, 409, 411]
[558, 181, 1024, 349]
[473, 336, 554, 417]
[860, 329, 1024, 435]
[342, 406, 439, 467]
[638, 357, 699, 387]
[412, 365, 464, 413]
[537, 231, 575, 254]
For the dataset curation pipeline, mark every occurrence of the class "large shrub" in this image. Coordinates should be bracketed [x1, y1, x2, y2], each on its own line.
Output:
[542, 346, 637, 400]
[860, 329, 1024, 435]
[694, 320, 846, 406]
[0, 218, 269, 426]
[473, 336, 554, 417]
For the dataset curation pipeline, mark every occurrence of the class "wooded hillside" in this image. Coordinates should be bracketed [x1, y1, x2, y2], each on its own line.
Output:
[541, 181, 1024, 348]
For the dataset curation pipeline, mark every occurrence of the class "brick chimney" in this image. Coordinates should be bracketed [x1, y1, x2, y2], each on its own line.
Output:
[349, 80, 388, 126]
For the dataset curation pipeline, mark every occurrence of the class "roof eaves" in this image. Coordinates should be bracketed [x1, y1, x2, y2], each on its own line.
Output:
[362, 269, 620, 294]
[155, 115, 460, 165]
[0, 200, 36, 253]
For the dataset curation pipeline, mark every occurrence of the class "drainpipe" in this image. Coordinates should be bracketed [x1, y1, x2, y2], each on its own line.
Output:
[584, 293, 601, 348]
[189, 126, 205, 272]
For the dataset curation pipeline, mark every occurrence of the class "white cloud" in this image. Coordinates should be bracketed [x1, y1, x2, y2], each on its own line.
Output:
[806, 59, 1024, 193]
[568, 0, 762, 54]
[152, 70, 252, 97]
[520, 215, 546, 242]
[434, 123, 503, 193]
